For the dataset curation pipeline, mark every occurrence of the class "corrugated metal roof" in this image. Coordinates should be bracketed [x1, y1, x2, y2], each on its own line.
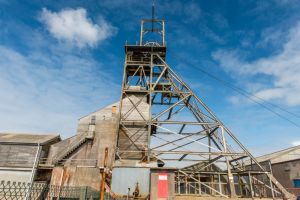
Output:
[254, 145, 300, 164]
[0, 132, 61, 145]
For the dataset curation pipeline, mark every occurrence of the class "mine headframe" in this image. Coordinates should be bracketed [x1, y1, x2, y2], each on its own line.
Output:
[114, 15, 293, 199]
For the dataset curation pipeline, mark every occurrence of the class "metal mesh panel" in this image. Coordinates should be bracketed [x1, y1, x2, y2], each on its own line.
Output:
[0, 181, 102, 200]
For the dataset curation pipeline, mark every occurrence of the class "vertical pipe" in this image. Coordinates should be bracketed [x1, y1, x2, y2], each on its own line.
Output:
[26, 143, 41, 200]
[100, 147, 108, 200]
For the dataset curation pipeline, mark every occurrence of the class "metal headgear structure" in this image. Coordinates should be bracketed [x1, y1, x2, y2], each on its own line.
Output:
[115, 4, 293, 199]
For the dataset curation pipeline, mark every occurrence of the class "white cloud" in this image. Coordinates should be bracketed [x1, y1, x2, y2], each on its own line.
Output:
[291, 140, 300, 146]
[40, 8, 117, 48]
[183, 2, 202, 22]
[213, 21, 300, 106]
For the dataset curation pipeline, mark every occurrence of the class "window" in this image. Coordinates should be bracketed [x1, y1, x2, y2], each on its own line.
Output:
[293, 179, 300, 188]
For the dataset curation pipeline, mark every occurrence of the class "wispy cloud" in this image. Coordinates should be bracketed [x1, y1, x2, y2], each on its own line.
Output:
[213, 21, 300, 106]
[40, 8, 117, 48]
[0, 6, 121, 137]
[291, 140, 300, 146]
[0, 43, 119, 137]
[183, 2, 202, 22]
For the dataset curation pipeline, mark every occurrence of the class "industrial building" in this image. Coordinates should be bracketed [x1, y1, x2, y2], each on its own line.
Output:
[0, 8, 297, 200]
[45, 102, 119, 190]
[253, 145, 300, 197]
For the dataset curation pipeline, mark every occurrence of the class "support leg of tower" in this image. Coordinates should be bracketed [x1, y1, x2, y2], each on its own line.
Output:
[226, 159, 237, 198]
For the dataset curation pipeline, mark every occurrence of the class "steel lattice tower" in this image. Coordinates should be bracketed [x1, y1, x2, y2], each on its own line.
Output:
[114, 16, 293, 199]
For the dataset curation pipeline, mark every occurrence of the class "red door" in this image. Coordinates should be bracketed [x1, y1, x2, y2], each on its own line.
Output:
[157, 173, 168, 199]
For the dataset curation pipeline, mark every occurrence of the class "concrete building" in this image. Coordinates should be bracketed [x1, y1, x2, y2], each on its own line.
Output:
[0, 133, 60, 182]
[45, 102, 119, 190]
[253, 145, 300, 196]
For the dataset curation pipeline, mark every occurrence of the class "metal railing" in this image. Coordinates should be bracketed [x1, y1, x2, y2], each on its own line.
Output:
[38, 158, 98, 167]
[0, 157, 98, 168]
[175, 180, 284, 198]
[0, 181, 104, 200]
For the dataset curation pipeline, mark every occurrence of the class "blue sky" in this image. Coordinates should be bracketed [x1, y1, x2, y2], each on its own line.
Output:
[1, 0, 300, 155]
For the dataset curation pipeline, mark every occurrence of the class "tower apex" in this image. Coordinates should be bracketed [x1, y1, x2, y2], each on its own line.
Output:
[139, 0, 165, 47]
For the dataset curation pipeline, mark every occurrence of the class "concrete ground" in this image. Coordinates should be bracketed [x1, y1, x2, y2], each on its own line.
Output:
[175, 195, 279, 200]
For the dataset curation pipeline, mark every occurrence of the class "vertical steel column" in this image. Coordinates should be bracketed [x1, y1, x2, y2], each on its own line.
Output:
[268, 161, 275, 199]
[147, 54, 153, 162]
[199, 174, 202, 195]
[199, 174, 201, 195]
[115, 54, 129, 160]
[238, 175, 243, 196]
[185, 176, 188, 194]
[177, 172, 180, 194]
[221, 126, 236, 197]
[162, 21, 165, 46]
[208, 135, 211, 168]
[218, 174, 222, 194]
[248, 172, 254, 199]
[249, 172, 254, 198]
